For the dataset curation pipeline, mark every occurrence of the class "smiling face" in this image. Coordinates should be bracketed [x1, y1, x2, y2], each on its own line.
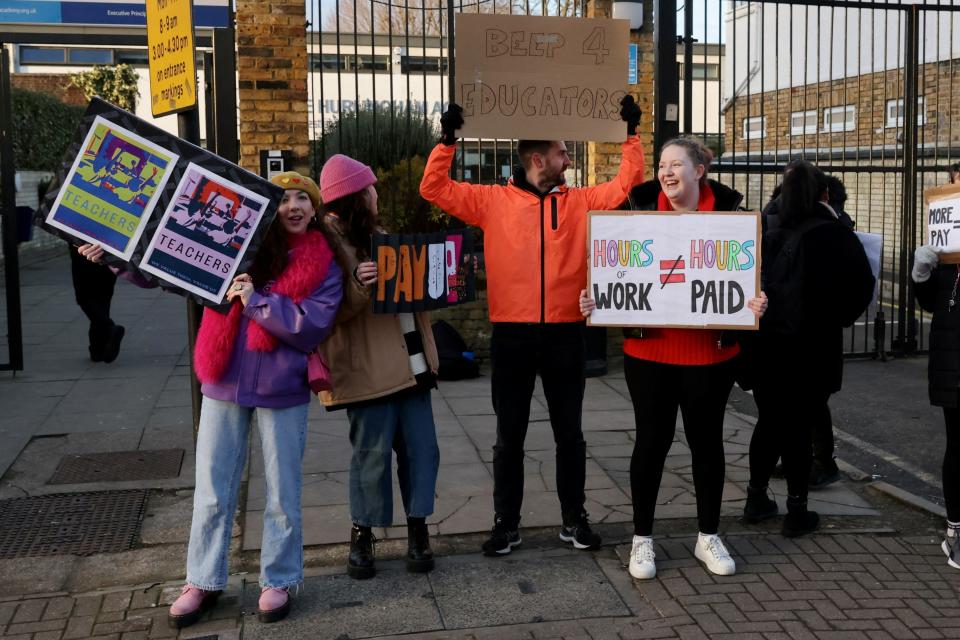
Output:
[657, 144, 705, 210]
[277, 189, 316, 235]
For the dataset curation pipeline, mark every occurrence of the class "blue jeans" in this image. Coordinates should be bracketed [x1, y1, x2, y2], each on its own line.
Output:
[186, 396, 308, 590]
[347, 391, 440, 527]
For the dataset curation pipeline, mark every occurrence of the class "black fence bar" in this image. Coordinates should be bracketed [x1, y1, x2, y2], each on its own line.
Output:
[0, 43, 23, 372]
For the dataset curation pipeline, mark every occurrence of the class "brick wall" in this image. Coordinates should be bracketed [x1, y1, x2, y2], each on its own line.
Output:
[725, 59, 960, 155]
[11, 74, 87, 106]
[235, 0, 310, 173]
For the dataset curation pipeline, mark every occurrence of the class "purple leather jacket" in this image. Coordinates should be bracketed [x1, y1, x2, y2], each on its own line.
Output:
[202, 261, 343, 408]
[118, 262, 343, 409]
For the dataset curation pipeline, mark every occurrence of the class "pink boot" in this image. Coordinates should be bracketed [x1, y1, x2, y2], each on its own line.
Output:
[258, 587, 291, 623]
[167, 585, 221, 629]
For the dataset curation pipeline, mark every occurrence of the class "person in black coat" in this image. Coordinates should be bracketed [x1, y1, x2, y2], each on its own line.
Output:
[744, 161, 875, 537]
[912, 244, 960, 570]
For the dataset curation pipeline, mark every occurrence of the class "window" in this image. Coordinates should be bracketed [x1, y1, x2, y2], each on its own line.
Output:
[19, 46, 66, 64]
[115, 50, 149, 65]
[823, 105, 856, 132]
[353, 55, 389, 72]
[68, 49, 113, 64]
[790, 110, 817, 136]
[311, 54, 348, 71]
[678, 63, 720, 80]
[400, 56, 448, 75]
[742, 116, 766, 140]
[885, 97, 926, 128]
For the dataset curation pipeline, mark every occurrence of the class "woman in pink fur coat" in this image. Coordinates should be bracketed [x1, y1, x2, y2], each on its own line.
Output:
[81, 171, 343, 628]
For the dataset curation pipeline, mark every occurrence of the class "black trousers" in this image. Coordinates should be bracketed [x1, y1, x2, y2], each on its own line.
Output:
[749, 383, 830, 501]
[812, 402, 836, 465]
[942, 408, 960, 523]
[490, 322, 586, 529]
[69, 245, 117, 355]
[625, 356, 735, 536]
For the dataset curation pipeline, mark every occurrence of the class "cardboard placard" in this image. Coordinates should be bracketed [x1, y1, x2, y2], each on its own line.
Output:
[372, 231, 477, 313]
[454, 13, 630, 142]
[37, 98, 282, 307]
[587, 211, 762, 329]
[925, 183, 960, 264]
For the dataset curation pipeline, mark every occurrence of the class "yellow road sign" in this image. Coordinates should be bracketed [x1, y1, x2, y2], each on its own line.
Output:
[146, 0, 198, 117]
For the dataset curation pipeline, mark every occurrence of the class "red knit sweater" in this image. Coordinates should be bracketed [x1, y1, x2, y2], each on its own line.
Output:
[623, 184, 740, 366]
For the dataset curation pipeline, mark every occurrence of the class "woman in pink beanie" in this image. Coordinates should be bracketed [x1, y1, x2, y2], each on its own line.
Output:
[316, 154, 442, 580]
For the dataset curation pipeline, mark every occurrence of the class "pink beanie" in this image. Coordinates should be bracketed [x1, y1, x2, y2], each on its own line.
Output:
[319, 154, 377, 203]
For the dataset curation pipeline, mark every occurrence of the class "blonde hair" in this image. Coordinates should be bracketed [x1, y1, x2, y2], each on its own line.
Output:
[662, 137, 713, 184]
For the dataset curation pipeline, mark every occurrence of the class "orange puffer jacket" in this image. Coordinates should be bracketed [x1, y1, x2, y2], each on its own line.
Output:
[419, 137, 645, 323]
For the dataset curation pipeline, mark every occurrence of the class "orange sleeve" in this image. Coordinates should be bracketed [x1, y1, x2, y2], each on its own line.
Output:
[419, 143, 491, 227]
[582, 136, 646, 211]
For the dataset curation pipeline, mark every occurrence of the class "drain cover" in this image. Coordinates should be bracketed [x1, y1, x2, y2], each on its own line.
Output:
[0, 490, 148, 558]
[48, 449, 184, 484]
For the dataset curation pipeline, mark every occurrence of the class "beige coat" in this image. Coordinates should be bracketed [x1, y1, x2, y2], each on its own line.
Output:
[318, 214, 439, 408]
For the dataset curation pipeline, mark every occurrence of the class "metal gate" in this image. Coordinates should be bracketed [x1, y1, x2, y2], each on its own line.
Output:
[305, 0, 593, 234]
[663, 0, 960, 358]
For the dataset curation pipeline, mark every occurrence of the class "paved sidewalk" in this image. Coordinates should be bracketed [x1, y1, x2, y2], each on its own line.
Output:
[2, 250, 959, 639]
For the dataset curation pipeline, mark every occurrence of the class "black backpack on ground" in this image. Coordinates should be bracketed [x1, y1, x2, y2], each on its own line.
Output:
[761, 214, 833, 335]
[431, 320, 480, 380]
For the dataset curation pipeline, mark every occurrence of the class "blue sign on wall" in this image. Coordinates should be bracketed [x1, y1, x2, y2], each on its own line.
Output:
[628, 43, 638, 85]
[0, 1, 229, 28]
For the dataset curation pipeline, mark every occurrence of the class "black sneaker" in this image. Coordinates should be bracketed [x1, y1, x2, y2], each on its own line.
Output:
[482, 524, 521, 556]
[808, 459, 841, 489]
[101, 325, 125, 364]
[559, 516, 601, 550]
[943, 533, 960, 570]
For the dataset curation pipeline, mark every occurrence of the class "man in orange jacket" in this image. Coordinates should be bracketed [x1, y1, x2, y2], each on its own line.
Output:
[420, 98, 645, 555]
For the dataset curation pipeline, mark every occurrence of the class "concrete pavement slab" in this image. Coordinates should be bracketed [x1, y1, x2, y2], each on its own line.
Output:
[242, 566, 443, 639]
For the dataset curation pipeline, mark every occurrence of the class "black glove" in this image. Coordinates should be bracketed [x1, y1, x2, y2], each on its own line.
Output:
[440, 103, 464, 146]
[620, 94, 641, 136]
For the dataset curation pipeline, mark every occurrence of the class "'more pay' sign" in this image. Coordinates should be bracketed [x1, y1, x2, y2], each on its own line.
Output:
[455, 13, 629, 142]
[588, 211, 761, 329]
[925, 183, 960, 263]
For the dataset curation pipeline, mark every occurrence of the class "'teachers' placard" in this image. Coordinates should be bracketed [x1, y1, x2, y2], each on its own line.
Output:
[587, 211, 761, 329]
[925, 183, 960, 264]
[372, 232, 476, 313]
[455, 13, 629, 142]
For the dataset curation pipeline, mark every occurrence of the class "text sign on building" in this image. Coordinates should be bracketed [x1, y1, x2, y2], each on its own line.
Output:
[925, 183, 960, 263]
[455, 13, 630, 142]
[587, 211, 761, 329]
[146, 0, 197, 117]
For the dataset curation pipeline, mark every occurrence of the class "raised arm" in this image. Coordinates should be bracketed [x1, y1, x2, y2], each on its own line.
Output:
[583, 95, 646, 210]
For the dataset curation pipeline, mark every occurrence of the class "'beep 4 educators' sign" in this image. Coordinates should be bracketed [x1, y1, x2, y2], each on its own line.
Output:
[925, 183, 960, 264]
[146, 0, 197, 117]
[455, 13, 630, 142]
[588, 211, 761, 329]
[372, 232, 476, 313]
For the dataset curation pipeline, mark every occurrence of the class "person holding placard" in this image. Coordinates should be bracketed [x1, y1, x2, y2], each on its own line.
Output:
[747, 161, 874, 539]
[420, 97, 645, 557]
[912, 244, 960, 570]
[84, 172, 344, 627]
[316, 154, 441, 580]
[580, 137, 766, 579]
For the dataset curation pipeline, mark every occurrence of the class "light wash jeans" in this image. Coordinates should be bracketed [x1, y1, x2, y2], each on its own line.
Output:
[186, 396, 308, 590]
[347, 390, 440, 527]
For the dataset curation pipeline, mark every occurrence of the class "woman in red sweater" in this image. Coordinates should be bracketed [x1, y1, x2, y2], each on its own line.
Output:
[580, 138, 765, 581]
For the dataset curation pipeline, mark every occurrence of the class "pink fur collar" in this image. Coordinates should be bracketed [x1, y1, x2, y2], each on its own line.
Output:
[194, 230, 334, 384]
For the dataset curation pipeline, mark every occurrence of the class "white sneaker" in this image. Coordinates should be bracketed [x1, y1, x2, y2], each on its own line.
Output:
[695, 533, 736, 576]
[628, 535, 656, 580]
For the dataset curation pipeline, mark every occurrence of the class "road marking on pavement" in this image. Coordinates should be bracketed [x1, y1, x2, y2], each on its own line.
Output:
[832, 426, 943, 489]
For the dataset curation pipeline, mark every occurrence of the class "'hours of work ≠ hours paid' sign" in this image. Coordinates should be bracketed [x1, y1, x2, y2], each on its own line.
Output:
[146, 0, 197, 117]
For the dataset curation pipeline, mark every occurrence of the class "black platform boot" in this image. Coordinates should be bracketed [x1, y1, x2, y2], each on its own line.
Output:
[782, 496, 820, 538]
[347, 524, 376, 579]
[743, 485, 779, 524]
[406, 517, 435, 573]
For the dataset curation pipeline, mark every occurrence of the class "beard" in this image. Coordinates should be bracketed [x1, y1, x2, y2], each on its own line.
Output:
[538, 168, 567, 192]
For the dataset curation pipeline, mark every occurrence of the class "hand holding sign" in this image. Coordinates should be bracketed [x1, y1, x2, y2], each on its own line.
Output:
[925, 183, 960, 263]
